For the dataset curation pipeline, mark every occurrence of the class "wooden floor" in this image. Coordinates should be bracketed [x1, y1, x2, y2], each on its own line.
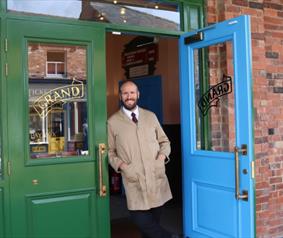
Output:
[111, 218, 142, 238]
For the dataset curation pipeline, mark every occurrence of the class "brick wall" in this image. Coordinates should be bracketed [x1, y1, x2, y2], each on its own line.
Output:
[206, 0, 283, 237]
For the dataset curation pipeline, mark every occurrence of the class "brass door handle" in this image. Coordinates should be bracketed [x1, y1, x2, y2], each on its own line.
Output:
[234, 145, 248, 201]
[98, 143, 107, 197]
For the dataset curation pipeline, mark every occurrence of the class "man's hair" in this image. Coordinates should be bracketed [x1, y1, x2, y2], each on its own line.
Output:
[119, 80, 139, 93]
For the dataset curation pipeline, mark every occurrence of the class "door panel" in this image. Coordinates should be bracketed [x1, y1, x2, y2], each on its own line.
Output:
[193, 181, 237, 236]
[180, 15, 254, 238]
[7, 19, 109, 238]
[27, 191, 94, 238]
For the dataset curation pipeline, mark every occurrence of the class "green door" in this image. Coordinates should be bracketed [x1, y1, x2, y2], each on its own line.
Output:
[6, 18, 109, 238]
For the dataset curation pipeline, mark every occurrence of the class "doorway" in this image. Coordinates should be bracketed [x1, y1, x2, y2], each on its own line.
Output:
[106, 32, 183, 238]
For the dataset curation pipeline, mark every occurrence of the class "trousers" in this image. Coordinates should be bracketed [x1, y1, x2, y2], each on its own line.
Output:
[129, 206, 172, 238]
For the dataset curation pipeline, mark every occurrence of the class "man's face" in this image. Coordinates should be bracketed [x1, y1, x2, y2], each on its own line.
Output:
[120, 82, 139, 111]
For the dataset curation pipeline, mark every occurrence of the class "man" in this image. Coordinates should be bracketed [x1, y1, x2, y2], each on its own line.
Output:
[108, 80, 178, 238]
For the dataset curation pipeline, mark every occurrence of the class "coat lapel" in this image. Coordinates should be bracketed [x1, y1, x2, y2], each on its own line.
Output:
[137, 108, 145, 127]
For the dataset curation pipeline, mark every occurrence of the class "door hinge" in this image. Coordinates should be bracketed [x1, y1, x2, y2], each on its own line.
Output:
[251, 160, 255, 179]
[7, 161, 11, 176]
[5, 38, 8, 52]
[5, 63, 8, 76]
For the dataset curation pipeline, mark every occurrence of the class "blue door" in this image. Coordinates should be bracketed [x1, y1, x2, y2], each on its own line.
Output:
[179, 15, 255, 238]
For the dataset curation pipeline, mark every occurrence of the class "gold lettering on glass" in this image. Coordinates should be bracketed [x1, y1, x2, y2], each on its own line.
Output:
[33, 78, 85, 118]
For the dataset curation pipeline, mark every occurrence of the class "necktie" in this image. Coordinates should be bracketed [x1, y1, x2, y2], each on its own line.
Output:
[131, 112, 138, 123]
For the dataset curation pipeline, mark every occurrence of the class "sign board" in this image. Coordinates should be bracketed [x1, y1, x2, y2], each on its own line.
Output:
[122, 42, 158, 78]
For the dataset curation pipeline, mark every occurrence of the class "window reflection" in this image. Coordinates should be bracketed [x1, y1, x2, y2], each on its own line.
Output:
[28, 43, 88, 159]
[8, 0, 180, 31]
[47, 51, 66, 77]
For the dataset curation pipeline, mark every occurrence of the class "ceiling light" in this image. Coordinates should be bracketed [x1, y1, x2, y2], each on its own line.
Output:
[113, 0, 117, 4]
[112, 31, 121, 35]
[120, 7, 126, 15]
[155, 5, 159, 9]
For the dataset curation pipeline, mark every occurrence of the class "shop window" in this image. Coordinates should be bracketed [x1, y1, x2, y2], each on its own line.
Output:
[46, 51, 66, 78]
[28, 43, 88, 159]
[8, 0, 181, 31]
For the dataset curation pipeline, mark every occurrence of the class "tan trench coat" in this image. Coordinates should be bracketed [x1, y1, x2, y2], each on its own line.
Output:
[108, 108, 172, 210]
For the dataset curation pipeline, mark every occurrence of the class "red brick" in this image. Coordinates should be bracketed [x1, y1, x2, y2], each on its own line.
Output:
[270, 177, 283, 184]
[256, 196, 269, 204]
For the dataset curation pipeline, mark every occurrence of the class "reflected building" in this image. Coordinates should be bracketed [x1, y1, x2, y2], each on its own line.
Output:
[28, 43, 88, 158]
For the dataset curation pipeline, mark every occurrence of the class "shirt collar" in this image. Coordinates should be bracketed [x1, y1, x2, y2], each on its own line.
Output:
[122, 106, 139, 120]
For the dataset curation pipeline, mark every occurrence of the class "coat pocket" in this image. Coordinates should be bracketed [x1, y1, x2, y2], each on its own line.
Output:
[122, 164, 139, 183]
[154, 158, 166, 179]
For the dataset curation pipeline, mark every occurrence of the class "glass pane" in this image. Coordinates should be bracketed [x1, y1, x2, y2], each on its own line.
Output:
[47, 63, 56, 74]
[195, 41, 235, 152]
[189, 7, 199, 30]
[8, 0, 180, 31]
[57, 63, 65, 75]
[28, 43, 88, 159]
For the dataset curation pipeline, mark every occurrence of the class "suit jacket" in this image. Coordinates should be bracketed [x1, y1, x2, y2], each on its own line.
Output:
[108, 107, 172, 210]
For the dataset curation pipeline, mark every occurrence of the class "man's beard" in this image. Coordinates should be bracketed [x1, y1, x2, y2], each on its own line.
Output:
[122, 99, 137, 110]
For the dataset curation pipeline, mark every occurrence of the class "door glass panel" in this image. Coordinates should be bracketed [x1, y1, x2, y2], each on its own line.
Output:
[28, 43, 88, 159]
[7, 0, 180, 31]
[194, 41, 235, 152]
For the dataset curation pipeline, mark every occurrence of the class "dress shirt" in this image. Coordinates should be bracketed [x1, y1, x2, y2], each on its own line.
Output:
[122, 106, 139, 121]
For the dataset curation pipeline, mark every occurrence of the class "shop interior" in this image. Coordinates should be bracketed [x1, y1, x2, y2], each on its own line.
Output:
[106, 31, 183, 238]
